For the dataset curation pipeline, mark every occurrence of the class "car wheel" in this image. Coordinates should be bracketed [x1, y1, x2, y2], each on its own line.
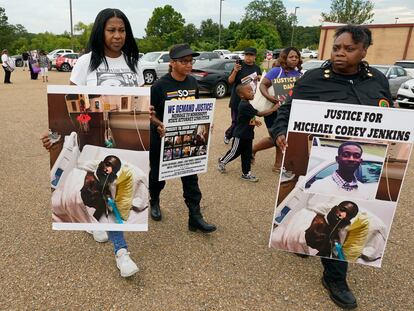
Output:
[213, 81, 228, 98]
[309, 55, 314, 59]
[15, 59, 23, 67]
[60, 63, 71, 72]
[144, 70, 156, 85]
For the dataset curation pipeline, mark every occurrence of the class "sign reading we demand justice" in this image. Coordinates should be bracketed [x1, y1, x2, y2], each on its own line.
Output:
[269, 99, 414, 267]
[159, 98, 216, 181]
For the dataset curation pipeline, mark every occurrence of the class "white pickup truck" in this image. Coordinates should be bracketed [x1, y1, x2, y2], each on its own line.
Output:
[213, 49, 239, 60]
[301, 49, 318, 59]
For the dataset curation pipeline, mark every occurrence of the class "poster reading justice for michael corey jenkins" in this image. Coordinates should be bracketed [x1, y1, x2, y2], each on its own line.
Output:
[269, 99, 413, 267]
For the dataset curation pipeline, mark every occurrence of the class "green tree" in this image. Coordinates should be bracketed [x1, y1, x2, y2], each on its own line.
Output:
[145, 5, 185, 48]
[74, 22, 93, 50]
[238, 20, 282, 49]
[244, 0, 293, 46]
[199, 18, 220, 42]
[293, 26, 320, 49]
[321, 0, 374, 24]
[183, 23, 199, 45]
[0, 7, 28, 52]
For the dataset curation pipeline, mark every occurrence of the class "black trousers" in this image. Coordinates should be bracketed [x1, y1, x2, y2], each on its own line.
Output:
[224, 104, 239, 139]
[149, 133, 202, 207]
[220, 137, 253, 175]
[3, 66, 11, 83]
[321, 257, 348, 282]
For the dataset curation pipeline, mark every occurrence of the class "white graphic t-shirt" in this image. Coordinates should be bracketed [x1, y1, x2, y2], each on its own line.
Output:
[70, 52, 144, 86]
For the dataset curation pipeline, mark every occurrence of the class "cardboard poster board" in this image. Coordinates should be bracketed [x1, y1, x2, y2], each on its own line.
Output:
[269, 100, 413, 267]
[47, 85, 150, 231]
[159, 98, 215, 181]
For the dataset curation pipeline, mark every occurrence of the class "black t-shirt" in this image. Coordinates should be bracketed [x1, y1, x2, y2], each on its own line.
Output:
[233, 100, 258, 140]
[150, 73, 199, 139]
[230, 63, 262, 108]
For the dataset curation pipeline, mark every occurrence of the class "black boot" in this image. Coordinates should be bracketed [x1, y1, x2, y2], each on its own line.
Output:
[150, 198, 162, 221]
[188, 205, 216, 233]
[322, 276, 357, 309]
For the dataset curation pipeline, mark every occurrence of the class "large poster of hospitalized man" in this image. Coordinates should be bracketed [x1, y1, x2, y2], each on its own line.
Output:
[47, 85, 150, 231]
[269, 100, 414, 267]
[159, 98, 215, 181]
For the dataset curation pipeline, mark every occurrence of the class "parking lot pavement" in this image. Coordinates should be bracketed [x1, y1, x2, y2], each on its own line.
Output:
[0, 69, 413, 310]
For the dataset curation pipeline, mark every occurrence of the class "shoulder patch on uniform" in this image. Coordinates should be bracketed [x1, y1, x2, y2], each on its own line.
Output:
[378, 98, 390, 107]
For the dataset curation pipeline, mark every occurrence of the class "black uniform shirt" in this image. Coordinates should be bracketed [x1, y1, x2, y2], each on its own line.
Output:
[229, 63, 262, 109]
[270, 63, 393, 139]
[233, 100, 258, 140]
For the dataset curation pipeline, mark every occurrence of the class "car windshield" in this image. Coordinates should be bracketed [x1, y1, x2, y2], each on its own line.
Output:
[372, 66, 388, 74]
[302, 61, 323, 70]
[140, 52, 161, 62]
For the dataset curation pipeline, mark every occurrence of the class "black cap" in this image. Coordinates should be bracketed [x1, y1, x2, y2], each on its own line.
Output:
[244, 47, 257, 55]
[169, 43, 200, 59]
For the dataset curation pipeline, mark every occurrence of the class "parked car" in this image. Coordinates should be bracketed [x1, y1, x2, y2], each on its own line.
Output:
[396, 79, 414, 108]
[10, 55, 23, 67]
[301, 49, 319, 59]
[47, 49, 74, 62]
[191, 59, 236, 98]
[272, 49, 282, 59]
[394, 60, 414, 77]
[371, 65, 411, 98]
[233, 51, 245, 60]
[301, 60, 325, 73]
[138, 51, 170, 84]
[194, 51, 221, 61]
[55, 53, 79, 71]
[213, 49, 239, 59]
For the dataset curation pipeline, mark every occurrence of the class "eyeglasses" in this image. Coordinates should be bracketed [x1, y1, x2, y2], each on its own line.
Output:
[174, 59, 196, 65]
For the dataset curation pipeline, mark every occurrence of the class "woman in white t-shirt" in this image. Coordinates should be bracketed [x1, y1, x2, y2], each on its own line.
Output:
[42, 8, 144, 278]
[1, 49, 13, 84]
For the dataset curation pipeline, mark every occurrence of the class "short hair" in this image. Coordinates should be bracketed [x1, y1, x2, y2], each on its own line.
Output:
[88, 8, 139, 73]
[334, 24, 372, 49]
[236, 83, 251, 97]
[278, 47, 302, 71]
[103, 155, 121, 173]
[337, 141, 363, 156]
[337, 201, 359, 219]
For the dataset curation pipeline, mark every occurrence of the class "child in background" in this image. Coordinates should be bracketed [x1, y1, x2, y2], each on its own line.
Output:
[218, 83, 278, 182]
[38, 50, 49, 82]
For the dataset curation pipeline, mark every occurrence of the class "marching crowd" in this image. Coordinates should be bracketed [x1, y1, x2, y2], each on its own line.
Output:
[35, 7, 396, 310]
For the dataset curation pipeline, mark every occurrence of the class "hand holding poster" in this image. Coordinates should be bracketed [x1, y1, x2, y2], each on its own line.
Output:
[159, 98, 215, 181]
[48, 85, 150, 231]
[269, 100, 414, 267]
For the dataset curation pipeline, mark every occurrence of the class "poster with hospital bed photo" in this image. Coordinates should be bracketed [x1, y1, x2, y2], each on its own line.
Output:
[269, 132, 412, 267]
[47, 85, 150, 231]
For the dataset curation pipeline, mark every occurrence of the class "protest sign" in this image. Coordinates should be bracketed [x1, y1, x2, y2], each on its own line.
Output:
[47, 85, 150, 231]
[272, 76, 297, 101]
[269, 99, 413, 267]
[159, 98, 215, 181]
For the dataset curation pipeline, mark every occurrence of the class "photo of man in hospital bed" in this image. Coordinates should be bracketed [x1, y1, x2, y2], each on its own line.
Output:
[50, 132, 149, 231]
[269, 192, 394, 267]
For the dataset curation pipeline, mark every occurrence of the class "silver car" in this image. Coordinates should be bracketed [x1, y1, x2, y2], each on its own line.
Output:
[371, 65, 411, 98]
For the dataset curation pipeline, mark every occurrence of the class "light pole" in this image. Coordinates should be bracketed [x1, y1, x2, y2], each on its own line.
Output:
[218, 0, 224, 49]
[395, 17, 399, 24]
[290, 6, 299, 47]
[69, 0, 74, 50]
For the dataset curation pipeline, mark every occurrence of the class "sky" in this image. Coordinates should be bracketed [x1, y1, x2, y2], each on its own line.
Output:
[1, 0, 413, 37]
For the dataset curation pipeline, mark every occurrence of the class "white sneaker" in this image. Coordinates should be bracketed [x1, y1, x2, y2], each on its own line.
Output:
[92, 230, 109, 243]
[241, 172, 259, 182]
[281, 168, 296, 182]
[115, 248, 139, 277]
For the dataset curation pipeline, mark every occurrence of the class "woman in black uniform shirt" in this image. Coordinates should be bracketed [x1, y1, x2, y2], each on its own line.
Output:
[271, 25, 393, 309]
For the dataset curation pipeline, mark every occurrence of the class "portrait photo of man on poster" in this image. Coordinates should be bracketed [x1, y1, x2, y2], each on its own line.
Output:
[304, 138, 387, 200]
